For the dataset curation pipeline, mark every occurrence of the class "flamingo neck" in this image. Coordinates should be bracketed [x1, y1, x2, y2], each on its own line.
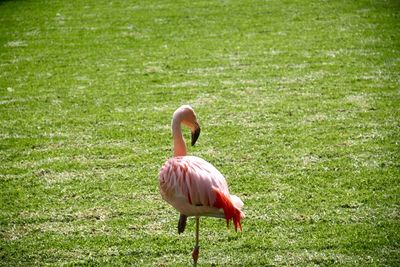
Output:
[172, 115, 187, 157]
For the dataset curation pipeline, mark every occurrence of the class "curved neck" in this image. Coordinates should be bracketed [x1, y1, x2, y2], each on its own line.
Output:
[172, 115, 187, 157]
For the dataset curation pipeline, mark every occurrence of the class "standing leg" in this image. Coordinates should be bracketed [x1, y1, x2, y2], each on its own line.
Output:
[192, 217, 200, 266]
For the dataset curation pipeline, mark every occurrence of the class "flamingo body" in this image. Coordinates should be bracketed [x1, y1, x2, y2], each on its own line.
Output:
[159, 155, 244, 230]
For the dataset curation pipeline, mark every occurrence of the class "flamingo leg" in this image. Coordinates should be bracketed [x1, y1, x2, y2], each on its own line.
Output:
[178, 214, 187, 234]
[192, 217, 200, 266]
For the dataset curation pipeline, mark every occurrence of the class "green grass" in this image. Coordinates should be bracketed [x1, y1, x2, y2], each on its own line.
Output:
[1, 0, 399, 265]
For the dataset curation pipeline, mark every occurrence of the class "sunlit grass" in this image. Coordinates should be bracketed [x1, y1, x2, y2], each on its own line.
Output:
[1, 0, 399, 266]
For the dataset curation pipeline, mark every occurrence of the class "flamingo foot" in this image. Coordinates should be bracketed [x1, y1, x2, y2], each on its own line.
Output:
[192, 245, 199, 266]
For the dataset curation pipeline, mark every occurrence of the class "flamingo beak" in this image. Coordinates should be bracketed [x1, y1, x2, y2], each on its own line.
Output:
[191, 126, 201, 146]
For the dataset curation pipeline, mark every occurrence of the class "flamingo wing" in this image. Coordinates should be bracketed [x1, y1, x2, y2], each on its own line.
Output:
[159, 156, 243, 231]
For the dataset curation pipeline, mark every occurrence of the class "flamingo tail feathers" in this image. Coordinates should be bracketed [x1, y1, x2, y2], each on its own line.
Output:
[213, 189, 244, 232]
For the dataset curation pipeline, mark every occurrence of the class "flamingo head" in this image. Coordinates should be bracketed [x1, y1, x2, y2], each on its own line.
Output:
[175, 105, 201, 146]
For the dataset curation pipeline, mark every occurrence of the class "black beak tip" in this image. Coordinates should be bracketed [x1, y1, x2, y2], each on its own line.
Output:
[191, 127, 201, 146]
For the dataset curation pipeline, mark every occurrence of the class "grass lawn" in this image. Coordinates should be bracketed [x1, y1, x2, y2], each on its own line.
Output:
[1, 0, 399, 265]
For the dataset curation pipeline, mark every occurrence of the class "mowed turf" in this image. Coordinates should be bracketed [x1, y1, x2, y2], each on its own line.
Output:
[0, 0, 399, 265]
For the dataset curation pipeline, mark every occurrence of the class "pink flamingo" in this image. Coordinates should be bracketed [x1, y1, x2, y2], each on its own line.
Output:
[159, 105, 245, 265]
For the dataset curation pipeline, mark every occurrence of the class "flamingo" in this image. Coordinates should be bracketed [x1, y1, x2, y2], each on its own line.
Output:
[159, 105, 245, 265]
